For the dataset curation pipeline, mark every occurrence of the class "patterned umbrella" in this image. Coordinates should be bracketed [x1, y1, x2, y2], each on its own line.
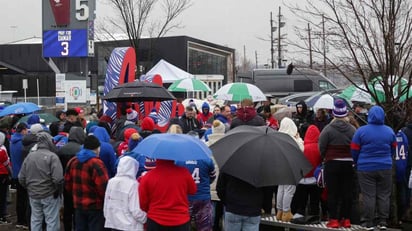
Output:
[168, 78, 211, 92]
[213, 83, 266, 102]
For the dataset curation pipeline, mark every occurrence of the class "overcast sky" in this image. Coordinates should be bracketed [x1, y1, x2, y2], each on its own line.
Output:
[0, 0, 309, 66]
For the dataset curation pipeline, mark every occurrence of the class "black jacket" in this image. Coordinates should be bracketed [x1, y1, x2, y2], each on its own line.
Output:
[216, 173, 263, 216]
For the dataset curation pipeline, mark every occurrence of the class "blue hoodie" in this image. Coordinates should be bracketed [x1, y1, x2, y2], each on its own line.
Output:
[351, 106, 396, 171]
[10, 132, 24, 178]
[93, 127, 117, 178]
[76, 149, 97, 163]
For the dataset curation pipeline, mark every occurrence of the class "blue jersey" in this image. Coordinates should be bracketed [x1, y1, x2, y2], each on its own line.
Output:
[395, 130, 409, 183]
[177, 158, 216, 201]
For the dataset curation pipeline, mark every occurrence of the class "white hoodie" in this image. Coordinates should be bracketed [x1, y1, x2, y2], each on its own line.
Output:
[104, 156, 147, 231]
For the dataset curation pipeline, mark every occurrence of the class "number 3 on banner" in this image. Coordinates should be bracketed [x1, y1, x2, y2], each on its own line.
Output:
[76, 0, 89, 21]
[192, 168, 200, 184]
[61, 42, 69, 56]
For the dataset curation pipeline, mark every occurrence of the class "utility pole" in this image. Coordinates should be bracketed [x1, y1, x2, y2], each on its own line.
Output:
[270, 12, 275, 69]
[270, 7, 286, 69]
[243, 45, 247, 72]
[255, 50, 258, 68]
[308, 23, 313, 69]
[277, 6, 282, 68]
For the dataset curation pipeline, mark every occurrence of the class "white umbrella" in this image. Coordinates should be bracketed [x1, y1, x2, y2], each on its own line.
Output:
[168, 78, 211, 92]
[213, 83, 266, 102]
[311, 94, 334, 110]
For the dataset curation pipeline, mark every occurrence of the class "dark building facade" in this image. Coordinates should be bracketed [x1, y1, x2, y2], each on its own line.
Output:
[0, 36, 235, 99]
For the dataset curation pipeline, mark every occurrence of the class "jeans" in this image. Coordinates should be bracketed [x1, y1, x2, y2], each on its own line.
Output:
[358, 169, 392, 226]
[75, 209, 105, 231]
[276, 185, 296, 211]
[223, 211, 260, 231]
[29, 195, 61, 231]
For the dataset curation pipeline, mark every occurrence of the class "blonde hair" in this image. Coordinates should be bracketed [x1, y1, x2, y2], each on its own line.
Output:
[167, 124, 183, 134]
[212, 120, 222, 128]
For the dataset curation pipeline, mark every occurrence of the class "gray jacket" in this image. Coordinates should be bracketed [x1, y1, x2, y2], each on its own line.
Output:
[18, 133, 64, 199]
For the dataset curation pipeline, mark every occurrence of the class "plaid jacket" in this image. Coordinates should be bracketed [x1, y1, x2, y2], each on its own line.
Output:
[64, 156, 109, 210]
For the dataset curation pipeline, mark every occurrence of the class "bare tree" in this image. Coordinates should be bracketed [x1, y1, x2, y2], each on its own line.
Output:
[287, 0, 412, 129]
[99, 0, 192, 75]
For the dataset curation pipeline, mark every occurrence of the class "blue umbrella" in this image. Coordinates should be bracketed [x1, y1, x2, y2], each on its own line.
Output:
[0, 102, 41, 117]
[133, 133, 212, 161]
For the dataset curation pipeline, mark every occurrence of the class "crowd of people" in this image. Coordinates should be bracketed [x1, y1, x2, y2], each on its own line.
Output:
[0, 96, 410, 231]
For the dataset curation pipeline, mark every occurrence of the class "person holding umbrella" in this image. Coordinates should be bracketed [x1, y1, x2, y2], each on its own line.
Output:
[139, 160, 197, 231]
[138, 135, 198, 230]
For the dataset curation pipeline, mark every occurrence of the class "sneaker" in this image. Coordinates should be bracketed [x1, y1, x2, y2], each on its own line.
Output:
[326, 219, 340, 228]
[361, 224, 374, 231]
[0, 217, 11, 224]
[377, 222, 387, 230]
[340, 219, 351, 228]
[16, 224, 29, 229]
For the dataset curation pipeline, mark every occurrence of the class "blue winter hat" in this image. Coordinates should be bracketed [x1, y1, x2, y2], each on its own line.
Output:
[27, 114, 40, 125]
[332, 99, 348, 118]
[202, 102, 210, 110]
[230, 105, 237, 115]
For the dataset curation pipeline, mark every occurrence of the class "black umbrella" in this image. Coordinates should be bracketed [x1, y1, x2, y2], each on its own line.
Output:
[102, 80, 176, 102]
[210, 125, 312, 187]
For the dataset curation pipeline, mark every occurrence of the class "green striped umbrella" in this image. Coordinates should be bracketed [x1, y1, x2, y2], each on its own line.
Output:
[168, 78, 211, 92]
[339, 76, 412, 103]
[213, 82, 266, 102]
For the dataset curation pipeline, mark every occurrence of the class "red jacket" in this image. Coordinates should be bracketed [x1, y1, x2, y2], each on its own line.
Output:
[303, 125, 322, 177]
[139, 160, 196, 226]
[0, 146, 9, 175]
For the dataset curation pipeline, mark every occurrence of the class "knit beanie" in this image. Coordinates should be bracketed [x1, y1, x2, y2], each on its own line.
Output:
[332, 99, 348, 118]
[29, 123, 44, 134]
[126, 108, 138, 122]
[148, 109, 159, 124]
[212, 120, 225, 134]
[123, 128, 138, 142]
[84, 135, 100, 150]
[128, 133, 141, 151]
[141, 117, 155, 131]
[27, 114, 40, 125]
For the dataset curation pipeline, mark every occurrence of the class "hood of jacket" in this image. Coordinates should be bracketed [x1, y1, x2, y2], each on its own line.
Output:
[296, 100, 308, 116]
[215, 114, 229, 124]
[68, 126, 86, 144]
[36, 132, 58, 152]
[330, 118, 353, 132]
[22, 133, 38, 146]
[304, 125, 320, 145]
[116, 156, 139, 178]
[10, 132, 24, 145]
[93, 126, 110, 143]
[202, 102, 210, 115]
[279, 117, 298, 137]
[367, 105, 385, 125]
[236, 106, 257, 122]
[76, 148, 97, 163]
